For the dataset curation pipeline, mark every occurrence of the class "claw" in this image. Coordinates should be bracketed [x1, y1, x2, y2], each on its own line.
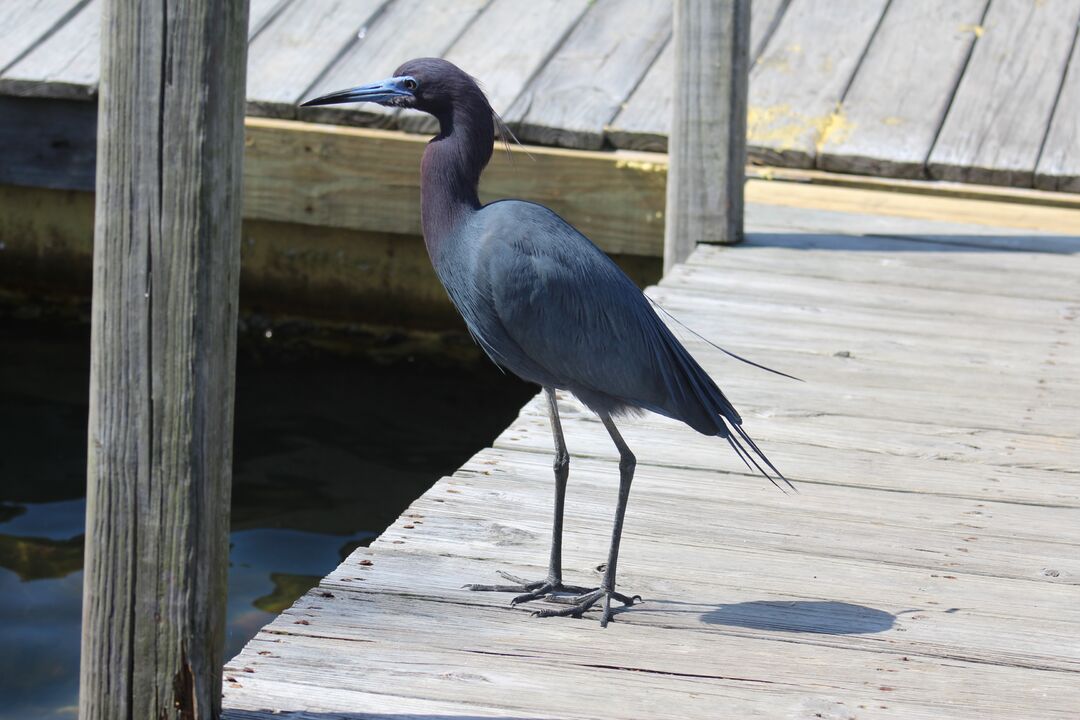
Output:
[533, 588, 639, 625]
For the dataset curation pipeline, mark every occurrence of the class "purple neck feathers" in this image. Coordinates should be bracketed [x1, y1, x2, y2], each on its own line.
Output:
[420, 92, 494, 254]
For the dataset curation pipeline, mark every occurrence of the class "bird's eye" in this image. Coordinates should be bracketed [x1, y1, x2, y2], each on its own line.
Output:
[403, 78, 417, 91]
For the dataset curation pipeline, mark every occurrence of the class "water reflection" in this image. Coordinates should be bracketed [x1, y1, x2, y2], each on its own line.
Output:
[0, 313, 534, 719]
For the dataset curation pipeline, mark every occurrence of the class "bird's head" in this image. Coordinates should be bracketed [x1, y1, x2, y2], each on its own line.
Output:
[301, 57, 487, 121]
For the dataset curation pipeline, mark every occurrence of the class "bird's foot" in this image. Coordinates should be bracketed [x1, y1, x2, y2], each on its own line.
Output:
[534, 587, 643, 627]
[464, 571, 593, 605]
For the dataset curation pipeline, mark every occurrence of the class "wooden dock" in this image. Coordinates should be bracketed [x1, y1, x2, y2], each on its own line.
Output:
[3, 0, 1080, 190]
[220, 196, 1080, 719]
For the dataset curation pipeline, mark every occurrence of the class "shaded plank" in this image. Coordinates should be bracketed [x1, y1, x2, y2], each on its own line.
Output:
[245, 0, 386, 118]
[606, 0, 790, 151]
[1036, 31, 1080, 192]
[0, 0, 100, 99]
[0, 96, 97, 190]
[300, 0, 488, 129]
[0, 0, 85, 72]
[505, 0, 671, 150]
[929, 0, 1080, 186]
[818, 0, 988, 178]
[747, 0, 889, 167]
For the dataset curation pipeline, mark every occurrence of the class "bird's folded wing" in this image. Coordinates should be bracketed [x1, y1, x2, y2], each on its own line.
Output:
[481, 218, 676, 412]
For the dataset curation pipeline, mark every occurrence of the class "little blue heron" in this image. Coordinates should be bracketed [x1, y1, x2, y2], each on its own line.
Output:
[302, 58, 791, 627]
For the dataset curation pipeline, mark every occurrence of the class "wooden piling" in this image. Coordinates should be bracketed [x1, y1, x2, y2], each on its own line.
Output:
[663, 0, 750, 271]
[79, 1, 249, 718]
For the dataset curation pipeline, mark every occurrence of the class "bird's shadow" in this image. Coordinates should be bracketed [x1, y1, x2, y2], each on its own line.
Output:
[700, 600, 897, 635]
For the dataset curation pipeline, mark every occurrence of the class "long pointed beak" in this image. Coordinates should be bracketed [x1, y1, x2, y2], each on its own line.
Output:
[300, 77, 413, 107]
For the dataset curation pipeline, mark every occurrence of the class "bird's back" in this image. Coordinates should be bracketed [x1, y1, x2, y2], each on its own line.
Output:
[433, 200, 743, 439]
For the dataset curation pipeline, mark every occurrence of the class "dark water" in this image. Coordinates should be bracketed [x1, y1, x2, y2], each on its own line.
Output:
[0, 310, 534, 719]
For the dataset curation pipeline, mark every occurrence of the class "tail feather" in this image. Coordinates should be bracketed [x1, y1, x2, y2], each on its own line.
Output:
[659, 324, 795, 493]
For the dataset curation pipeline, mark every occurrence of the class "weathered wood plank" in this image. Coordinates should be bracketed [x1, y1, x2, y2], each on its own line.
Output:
[441, 0, 593, 119]
[747, 0, 889, 167]
[219, 209, 1080, 718]
[929, 0, 1080, 186]
[606, 0, 790, 152]
[247, 0, 292, 40]
[300, 0, 488, 129]
[0, 0, 85, 73]
[693, 240, 1080, 302]
[664, 0, 750, 268]
[224, 587, 1080, 719]
[1036, 31, 1080, 192]
[818, 0, 988, 178]
[399, 0, 596, 136]
[745, 178, 1080, 242]
[604, 39, 675, 153]
[81, 0, 248, 716]
[245, 0, 386, 118]
[505, 0, 671, 150]
[242, 118, 668, 256]
[0, 0, 100, 99]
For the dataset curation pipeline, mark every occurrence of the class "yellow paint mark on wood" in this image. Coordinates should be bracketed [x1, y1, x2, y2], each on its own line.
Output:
[747, 103, 855, 154]
[814, 104, 855, 153]
[959, 23, 985, 37]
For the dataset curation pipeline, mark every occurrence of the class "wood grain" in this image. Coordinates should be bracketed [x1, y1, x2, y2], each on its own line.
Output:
[505, 0, 671, 150]
[747, 0, 889, 167]
[441, 0, 593, 119]
[221, 194, 1080, 720]
[664, 0, 749, 269]
[929, 0, 1080, 186]
[1035, 30, 1080, 192]
[606, 0, 790, 152]
[818, 0, 988, 178]
[0, 0, 85, 72]
[247, 0, 291, 40]
[300, 0, 488, 129]
[0, 0, 100, 99]
[242, 118, 668, 256]
[245, 0, 386, 118]
[81, 0, 248, 717]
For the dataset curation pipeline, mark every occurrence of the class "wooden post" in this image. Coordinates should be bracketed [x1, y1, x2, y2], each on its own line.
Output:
[80, 1, 249, 718]
[664, 0, 750, 272]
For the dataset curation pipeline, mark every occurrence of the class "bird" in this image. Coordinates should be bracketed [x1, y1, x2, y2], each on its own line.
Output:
[302, 58, 791, 627]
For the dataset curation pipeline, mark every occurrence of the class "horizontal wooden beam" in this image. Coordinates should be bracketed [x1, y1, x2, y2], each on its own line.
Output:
[243, 118, 669, 257]
[2, 94, 1078, 258]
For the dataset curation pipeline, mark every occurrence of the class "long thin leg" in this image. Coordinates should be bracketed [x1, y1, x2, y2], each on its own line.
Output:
[545, 386, 569, 584]
[535, 412, 640, 626]
[464, 388, 590, 602]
